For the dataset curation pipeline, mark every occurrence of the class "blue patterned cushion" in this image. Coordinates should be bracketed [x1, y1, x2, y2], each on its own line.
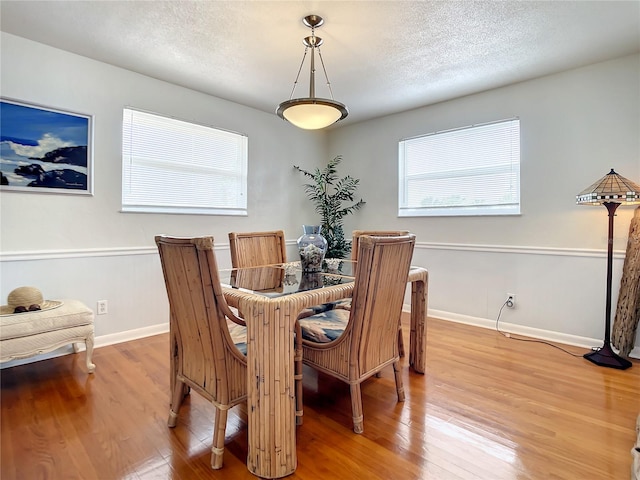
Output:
[298, 308, 350, 343]
[226, 319, 247, 355]
[298, 298, 352, 319]
[226, 300, 352, 353]
[326, 298, 352, 310]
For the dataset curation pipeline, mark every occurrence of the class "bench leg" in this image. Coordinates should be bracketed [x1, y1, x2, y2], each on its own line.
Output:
[85, 335, 96, 373]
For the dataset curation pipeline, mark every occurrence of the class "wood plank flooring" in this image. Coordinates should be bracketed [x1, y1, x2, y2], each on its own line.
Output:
[1, 315, 638, 479]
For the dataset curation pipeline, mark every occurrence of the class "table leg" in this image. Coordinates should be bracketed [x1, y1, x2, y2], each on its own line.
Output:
[409, 272, 428, 374]
[244, 298, 297, 478]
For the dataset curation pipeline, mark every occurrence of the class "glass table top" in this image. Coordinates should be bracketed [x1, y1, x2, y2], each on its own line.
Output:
[219, 260, 355, 298]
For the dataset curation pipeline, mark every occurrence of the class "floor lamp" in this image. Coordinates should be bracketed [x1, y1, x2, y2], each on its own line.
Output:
[576, 169, 640, 370]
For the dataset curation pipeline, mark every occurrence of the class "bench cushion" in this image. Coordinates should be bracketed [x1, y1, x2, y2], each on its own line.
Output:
[0, 299, 93, 341]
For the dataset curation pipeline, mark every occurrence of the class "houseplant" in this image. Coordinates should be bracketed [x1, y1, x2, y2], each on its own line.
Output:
[294, 155, 366, 259]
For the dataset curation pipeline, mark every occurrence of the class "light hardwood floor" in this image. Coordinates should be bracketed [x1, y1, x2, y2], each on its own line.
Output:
[1, 315, 638, 480]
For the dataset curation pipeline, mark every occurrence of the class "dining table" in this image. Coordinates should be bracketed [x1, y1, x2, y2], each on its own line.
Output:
[219, 260, 428, 479]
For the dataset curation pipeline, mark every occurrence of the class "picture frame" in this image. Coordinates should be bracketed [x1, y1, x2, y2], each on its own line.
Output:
[0, 98, 93, 195]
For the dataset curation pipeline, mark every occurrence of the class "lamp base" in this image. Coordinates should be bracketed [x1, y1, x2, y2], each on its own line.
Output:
[584, 343, 632, 370]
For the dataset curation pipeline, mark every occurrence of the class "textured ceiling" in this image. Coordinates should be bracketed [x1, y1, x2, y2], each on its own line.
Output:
[1, 1, 639, 126]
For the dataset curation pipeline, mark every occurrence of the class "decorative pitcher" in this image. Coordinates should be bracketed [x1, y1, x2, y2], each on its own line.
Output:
[297, 225, 328, 272]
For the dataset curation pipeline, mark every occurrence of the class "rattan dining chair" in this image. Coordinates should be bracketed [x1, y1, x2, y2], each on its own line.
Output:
[298, 234, 416, 433]
[228, 230, 287, 268]
[350, 230, 410, 356]
[228, 229, 307, 424]
[350, 230, 410, 261]
[155, 235, 249, 469]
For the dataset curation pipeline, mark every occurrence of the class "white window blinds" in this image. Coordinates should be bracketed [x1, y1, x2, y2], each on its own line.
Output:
[122, 108, 247, 215]
[398, 118, 520, 217]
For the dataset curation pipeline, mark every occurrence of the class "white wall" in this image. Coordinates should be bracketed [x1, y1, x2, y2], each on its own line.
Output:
[0, 33, 327, 253]
[328, 54, 640, 356]
[0, 33, 326, 358]
[1, 33, 638, 366]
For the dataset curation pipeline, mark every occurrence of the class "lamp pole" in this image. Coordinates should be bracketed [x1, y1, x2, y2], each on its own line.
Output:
[583, 201, 632, 369]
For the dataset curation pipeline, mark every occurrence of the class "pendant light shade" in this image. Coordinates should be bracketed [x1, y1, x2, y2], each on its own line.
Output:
[276, 15, 348, 130]
[277, 98, 347, 130]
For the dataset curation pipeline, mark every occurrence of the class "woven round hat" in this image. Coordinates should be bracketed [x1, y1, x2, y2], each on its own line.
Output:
[0, 286, 63, 316]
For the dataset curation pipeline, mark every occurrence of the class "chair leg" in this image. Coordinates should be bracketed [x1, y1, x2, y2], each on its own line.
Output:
[167, 379, 186, 427]
[349, 383, 364, 434]
[211, 408, 228, 469]
[398, 324, 405, 358]
[393, 361, 405, 402]
[295, 320, 303, 425]
[169, 330, 178, 408]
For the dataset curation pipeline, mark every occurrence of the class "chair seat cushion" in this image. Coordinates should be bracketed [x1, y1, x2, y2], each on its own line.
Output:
[0, 299, 93, 341]
[226, 319, 247, 355]
[226, 299, 352, 352]
[327, 298, 352, 310]
[298, 308, 350, 343]
[297, 298, 352, 319]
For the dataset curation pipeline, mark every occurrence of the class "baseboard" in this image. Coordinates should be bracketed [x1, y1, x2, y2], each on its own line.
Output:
[409, 305, 640, 360]
[94, 323, 169, 348]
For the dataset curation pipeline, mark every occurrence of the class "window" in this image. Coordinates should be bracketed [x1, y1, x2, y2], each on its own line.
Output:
[122, 108, 247, 215]
[398, 118, 520, 217]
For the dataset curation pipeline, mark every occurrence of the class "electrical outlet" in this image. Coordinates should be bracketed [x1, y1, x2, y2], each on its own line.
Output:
[97, 300, 108, 315]
[506, 294, 516, 308]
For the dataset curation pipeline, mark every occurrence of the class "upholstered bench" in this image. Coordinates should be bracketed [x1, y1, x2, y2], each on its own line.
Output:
[0, 299, 95, 373]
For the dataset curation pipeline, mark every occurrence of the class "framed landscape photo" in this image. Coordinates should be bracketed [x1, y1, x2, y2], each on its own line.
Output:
[0, 98, 93, 195]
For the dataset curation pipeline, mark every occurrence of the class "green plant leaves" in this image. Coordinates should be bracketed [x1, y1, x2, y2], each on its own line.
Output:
[294, 155, 366, 259]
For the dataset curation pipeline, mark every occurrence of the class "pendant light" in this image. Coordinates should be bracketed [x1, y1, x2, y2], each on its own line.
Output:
[276, 15, 348, 130]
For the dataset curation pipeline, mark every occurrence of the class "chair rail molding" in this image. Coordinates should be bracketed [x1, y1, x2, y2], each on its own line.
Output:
[415, 241, 627, 259]
[0, 241, 627, 263]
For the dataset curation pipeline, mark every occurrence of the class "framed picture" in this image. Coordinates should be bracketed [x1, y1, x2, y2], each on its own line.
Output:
[0, 98, 93, 195]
